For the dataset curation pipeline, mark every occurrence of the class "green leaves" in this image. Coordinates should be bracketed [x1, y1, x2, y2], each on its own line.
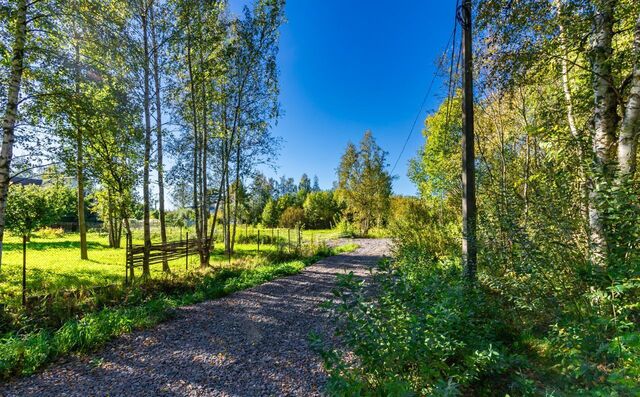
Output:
[337, 131, 393, 235]
[5, 183, 74, 237]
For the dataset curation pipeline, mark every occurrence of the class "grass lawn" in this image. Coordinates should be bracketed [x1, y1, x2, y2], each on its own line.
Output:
[0, 228, 338, 307]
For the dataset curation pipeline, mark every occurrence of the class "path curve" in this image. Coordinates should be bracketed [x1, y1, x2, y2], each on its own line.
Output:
[0, 239, 391, 397]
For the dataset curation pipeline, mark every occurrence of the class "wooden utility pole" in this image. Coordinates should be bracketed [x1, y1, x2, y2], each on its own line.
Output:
[460, 0, 477, 281]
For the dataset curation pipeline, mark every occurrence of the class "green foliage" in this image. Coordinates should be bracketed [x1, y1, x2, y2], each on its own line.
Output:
[335, 218, 358, 238]
[278, 206, 305, 229]
[303, 191, 341, 229]
[316, 254, 521, 396]
[388, 196, 459, 261]
[165, 208, 194, 230]
[337, 131, 393, 235]
[261, 199, 279, 227]
[5, 183, 74, 237]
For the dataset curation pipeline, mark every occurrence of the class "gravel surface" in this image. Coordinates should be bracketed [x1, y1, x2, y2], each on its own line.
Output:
[0, 238, 391, 397]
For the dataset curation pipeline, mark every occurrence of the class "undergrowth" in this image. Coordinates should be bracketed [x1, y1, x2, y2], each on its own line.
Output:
[314, 245, 639, 396]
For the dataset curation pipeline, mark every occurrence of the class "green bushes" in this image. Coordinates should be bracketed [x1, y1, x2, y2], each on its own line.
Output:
[315, 252, 527, 396]
[278, 206, 305, 228]
[319, 234, 640, 395]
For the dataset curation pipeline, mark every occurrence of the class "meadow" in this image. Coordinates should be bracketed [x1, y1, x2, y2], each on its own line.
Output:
[0, 227, 341, 306]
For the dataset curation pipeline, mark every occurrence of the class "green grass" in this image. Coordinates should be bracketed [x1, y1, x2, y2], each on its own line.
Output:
[0, 228, 359, 380]
[0, 230, 297, 306]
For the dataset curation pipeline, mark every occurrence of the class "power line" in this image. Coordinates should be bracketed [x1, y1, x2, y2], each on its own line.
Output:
[390, 24, 457, 176]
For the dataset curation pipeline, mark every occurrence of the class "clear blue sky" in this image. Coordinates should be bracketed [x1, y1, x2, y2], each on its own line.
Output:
[230, 1, 457, 196]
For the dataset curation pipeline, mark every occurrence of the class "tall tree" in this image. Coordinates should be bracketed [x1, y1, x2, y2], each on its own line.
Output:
[337, 131, 392, 235]
[0, 0, 28, 270]
[150, 0, 169, 272]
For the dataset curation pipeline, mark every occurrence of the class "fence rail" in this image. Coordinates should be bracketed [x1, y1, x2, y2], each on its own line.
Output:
[124, 227, 338, 284]
[125, 232, 210, 284]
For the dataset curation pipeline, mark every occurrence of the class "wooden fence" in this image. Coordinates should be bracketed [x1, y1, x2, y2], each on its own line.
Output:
[125, 227, 333, 283]
[125, 232, 209, 284]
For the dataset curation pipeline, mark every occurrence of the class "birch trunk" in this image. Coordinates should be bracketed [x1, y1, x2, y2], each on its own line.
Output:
[589, 0, 618, 266]
[150, 2, 169, 272]
[186, 24, 201, 261]
[74, 32, 88, 260]
[141, 0, 152, 278]
[199, 48, 209, 267]
[0, 0, 28, 271]
[617, 12, 640, 177]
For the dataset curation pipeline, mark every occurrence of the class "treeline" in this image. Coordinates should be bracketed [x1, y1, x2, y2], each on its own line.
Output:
[167, 130, 393, 235]
[321, 0, 640, 395]
[0, 0, 285, 275]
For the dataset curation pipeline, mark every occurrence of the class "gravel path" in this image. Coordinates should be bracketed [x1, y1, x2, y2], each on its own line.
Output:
[0, 239, 391, 397]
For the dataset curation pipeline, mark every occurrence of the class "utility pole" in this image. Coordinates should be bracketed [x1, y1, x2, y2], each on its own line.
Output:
[460, 0, 477, 281]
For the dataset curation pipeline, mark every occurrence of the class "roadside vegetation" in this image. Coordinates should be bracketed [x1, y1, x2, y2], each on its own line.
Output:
[317, 1, 640, 395]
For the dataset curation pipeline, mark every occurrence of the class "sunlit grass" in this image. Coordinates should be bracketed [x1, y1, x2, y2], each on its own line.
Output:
[0, 228, 336, 306]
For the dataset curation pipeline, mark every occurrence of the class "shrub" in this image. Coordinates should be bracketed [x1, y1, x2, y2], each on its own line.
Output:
[38, 227, 65, 239]
[278, 207, 305, 229]
[336, 218, 357, 238]
[315, 254, 519, 396]
[303, 191, 341, 229]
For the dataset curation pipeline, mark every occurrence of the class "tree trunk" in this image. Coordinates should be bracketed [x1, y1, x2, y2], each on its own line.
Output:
[76, 127, 88, 259]
[186, 23, 202, 265]
[617, 12, 640, 178]
[150, 2, 169, 273]
[108, 189, 115, 247]
[141, 2, 152, 278]
[73, 2, 88, 261]
[124, 217, 133, 281]
[0, 0, 28, 271]
[589, 0, 618, 266]
[231, 141, 242, 253]
[22, 235, 26, 306]
[199, 50, 209, 267]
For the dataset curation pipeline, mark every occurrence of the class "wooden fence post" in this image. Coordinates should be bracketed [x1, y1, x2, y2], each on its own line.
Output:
[186, 232, 189, 271]
[125, 232, 129, 285]
[288, 229, 291, 253]
[128, 233, 134, 284]
[22, 235, 26, 307]
[257, 229, 260, 252]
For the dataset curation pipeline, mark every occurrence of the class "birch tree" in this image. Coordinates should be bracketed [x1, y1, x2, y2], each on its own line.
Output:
[0, 0, 28, 270]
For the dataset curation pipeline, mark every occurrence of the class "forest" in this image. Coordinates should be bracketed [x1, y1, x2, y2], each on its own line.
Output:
[1, 0, 639, 396]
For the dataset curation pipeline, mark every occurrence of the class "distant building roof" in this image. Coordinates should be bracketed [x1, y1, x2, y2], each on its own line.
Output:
[11, 177, 43, 186]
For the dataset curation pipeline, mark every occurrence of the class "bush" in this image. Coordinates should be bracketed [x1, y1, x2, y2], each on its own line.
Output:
[278, 207, 305, 229]
[315, 253, 520, 396]
[38, 227, 65, 239]
[336, 218, 357, 238]
[303, 191, 341, 229]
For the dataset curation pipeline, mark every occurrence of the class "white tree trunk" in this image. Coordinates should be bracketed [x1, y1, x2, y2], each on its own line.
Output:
[617, 12, 640, 177]
[0, 0, 28, 271]
[589, 1, 619, 266]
